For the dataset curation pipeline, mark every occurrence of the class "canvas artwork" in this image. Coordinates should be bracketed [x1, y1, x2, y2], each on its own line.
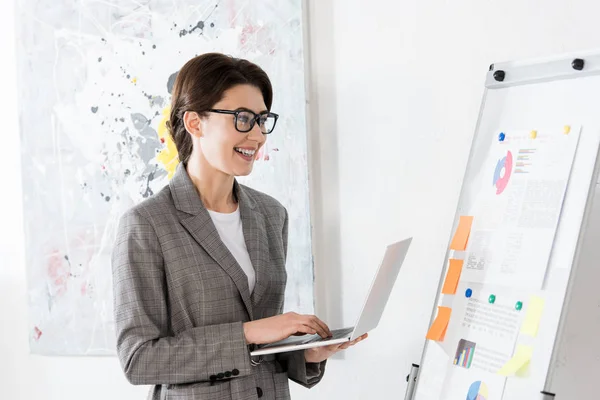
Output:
[15, 0, 314, 355]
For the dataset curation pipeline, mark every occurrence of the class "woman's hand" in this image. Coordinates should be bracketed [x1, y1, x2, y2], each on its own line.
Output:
[243, 312, 333, 345]
[304, 333, 369, 363]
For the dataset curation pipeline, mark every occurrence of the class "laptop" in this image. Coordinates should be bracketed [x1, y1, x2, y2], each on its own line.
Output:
[250, 237, 412, 356]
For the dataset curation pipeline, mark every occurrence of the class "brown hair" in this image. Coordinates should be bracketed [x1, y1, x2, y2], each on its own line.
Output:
[166, 53, 273, 164]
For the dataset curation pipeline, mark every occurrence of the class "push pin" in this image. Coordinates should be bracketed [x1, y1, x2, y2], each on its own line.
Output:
[515, 301, 523, 311]
[498, 132, 506, 142]
[564, 125, 571, 135]
[488, 294, 496, 304]
[465, 288, 473, 298]
[530, 130, 537, 139]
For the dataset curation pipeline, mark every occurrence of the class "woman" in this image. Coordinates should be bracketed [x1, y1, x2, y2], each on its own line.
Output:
[111, 52, 367, 400]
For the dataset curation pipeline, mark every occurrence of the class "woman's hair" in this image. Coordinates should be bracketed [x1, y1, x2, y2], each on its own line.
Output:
[166, 53, 273, 164]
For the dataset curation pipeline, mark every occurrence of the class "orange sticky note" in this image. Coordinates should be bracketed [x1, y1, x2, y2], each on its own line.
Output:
[426, 306, 452, 342]
[441, 259, 464, 295]
[450, 216, 473, 251]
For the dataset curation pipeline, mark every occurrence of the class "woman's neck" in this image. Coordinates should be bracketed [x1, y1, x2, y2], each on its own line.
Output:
[185, 154, 237, 213]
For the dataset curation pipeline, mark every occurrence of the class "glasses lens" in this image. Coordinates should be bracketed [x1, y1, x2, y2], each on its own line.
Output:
[259, 113, 276, 133]
[236, 111, 254, 132]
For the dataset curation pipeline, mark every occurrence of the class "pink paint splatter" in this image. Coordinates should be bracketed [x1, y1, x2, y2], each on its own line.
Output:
[47, 249, 70, 296]
[33, 327, 42, 341]
[240, 23, 259, 46]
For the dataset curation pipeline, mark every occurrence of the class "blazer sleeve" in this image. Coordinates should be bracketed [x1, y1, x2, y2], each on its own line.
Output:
[111, 208, 253, 385]
[275, 207, 327, 388]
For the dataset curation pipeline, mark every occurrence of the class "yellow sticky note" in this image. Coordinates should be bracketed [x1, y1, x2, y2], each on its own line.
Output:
[564, 125, 571, 135]
[530, 130, 537, 139]
[521, 296, 545, 337]
[450, 216, 474, 251]
[498, 344, 533, 377]
[441, 259, 464, 295]
[426, 306, 452, 342]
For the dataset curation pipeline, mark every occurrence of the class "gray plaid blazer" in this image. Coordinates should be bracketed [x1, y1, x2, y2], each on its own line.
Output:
[111, 163, 326, 400]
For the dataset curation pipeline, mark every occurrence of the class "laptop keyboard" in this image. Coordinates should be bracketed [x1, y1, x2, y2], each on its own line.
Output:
[258, 327, 355, 349]
[295, 327, 355, 345]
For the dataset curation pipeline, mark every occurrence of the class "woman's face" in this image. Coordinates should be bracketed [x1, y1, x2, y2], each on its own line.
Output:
[195, 84, 268, 177]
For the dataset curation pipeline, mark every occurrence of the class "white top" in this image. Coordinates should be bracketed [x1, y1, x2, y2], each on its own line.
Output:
[207, 206, 256, 294]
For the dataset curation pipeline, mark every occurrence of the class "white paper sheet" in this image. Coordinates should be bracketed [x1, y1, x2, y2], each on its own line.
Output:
[439, 282, 526, 400]
[460, 126, 581, 289]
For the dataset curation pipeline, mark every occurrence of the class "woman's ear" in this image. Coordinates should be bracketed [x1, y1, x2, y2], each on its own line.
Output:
[183, 111, 202, 138]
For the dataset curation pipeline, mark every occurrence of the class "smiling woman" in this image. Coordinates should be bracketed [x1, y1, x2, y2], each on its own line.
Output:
[111, 53, 353, 400]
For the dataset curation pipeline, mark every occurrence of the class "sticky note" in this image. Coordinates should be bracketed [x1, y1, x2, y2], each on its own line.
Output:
[426, 306, 452, 342]
[520, 296, 545, 337]
[450, 216, 473, 251]
[441, 259, 464, 295]
[530, 130, 537, 139]
[498, 344, 533, 377]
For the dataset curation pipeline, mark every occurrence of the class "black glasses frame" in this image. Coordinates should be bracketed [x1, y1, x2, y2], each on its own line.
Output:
[207, 108, 279, 134]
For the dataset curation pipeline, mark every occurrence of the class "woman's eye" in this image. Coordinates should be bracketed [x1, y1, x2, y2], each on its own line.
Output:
[238, 113, 252, 124]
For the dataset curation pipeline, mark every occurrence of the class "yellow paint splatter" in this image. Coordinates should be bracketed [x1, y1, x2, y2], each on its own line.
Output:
[132, 77, 138, 84]
[156, 105, 180, 179]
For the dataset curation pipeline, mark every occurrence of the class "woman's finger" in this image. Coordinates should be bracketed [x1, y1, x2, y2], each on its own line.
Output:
[294, 324, 317, 336]
[306, 315, 332, 338]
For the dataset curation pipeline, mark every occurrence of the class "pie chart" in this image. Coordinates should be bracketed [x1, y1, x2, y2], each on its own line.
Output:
[466, 381, 489, 400]
[493, 150, 513, 195]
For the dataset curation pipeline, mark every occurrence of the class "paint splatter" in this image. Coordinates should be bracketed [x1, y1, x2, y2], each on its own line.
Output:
[98, 57, 102, 62]
[33, 327, 42, 341]
[156, 106, 179, 178]
[47, 249, 70, 296]
[179, 20, 205, 37]
[91, 106, 98, 113]
[167, 72, 178, 94]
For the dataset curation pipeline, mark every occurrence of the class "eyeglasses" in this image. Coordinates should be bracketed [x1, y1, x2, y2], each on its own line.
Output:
[207, 108, 279, 134]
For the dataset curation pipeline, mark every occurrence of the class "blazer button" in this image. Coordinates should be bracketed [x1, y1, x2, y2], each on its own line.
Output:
[232, 369, 240, 376]
[256, 387, 263, 398]
[209, 375, 217, 381]
[217, 373, 224, 379]
[224, 371, 232, 378]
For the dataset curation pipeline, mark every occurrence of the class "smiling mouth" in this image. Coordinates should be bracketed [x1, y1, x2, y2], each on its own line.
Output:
[234, 147, 256, 157]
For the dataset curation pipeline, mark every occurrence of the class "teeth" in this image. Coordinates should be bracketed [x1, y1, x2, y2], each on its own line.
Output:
[235, 148, 256, 156]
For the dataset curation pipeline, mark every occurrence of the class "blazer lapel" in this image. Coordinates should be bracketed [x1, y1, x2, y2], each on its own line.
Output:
[234, 182, 269, 309]
[170, 163, 254, 320]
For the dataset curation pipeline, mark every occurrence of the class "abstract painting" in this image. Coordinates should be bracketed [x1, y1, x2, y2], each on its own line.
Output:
[15, 0, 313, 355]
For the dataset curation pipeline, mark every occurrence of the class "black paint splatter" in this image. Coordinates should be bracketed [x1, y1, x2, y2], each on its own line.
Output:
[210, 23, 215, 28]
[119, 117, 125, 122]
[91, 106, 98, 113]
[167, 72, 178, 94]
[142, 170, 156, 198]
[105, 196, 111, 202]
[98, 57, 102, 62]
[153, 44, 156, 49]
[179, 20, 205, 37]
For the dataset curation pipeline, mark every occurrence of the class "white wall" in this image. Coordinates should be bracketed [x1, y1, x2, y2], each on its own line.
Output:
[302, 1, 600, 399]
[3, 0, 600, 399]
